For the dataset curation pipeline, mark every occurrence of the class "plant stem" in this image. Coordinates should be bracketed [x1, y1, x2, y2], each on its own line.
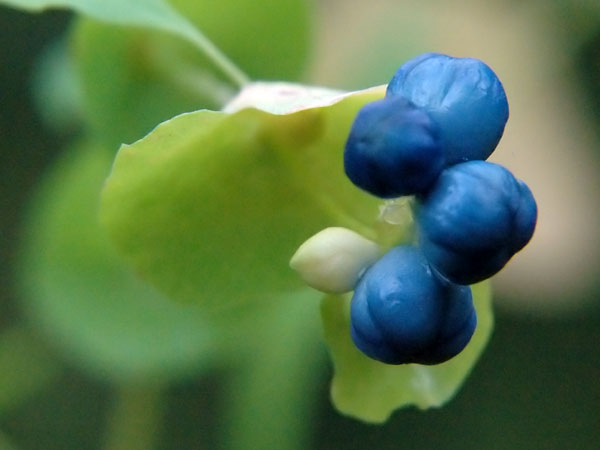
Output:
[103, 382, 164, 450]
[149, 43, 238, 108]
[181, 23, 251, 88]
[221, 293, 322, 450]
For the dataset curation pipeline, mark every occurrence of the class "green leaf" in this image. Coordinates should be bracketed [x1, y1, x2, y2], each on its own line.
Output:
[1, 0, 181, 25]
[31, 35, 84, 133]
[169, 0, 313, 81]
[71, 18, 229, 149]
[321, 282, 493, 423]
[70, 0, 313, 148]
[2, 0, 246, 80]
[100, 83, 387, 311]
[17, 141, 219, 381]
[0, 0, 192, 43]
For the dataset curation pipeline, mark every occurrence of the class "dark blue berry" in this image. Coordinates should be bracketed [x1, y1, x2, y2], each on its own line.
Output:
[416, 160, 537, 285]
[387, 52, 509, 165]
[344, 96, 444, 198]
[350, 245, 477, 365]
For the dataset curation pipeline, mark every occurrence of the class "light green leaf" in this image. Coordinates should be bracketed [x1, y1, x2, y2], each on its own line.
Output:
[100, 83, 389, 311]
[321, 282, 493, 423]
[17, 141, 218, 381]
[0, 0, 248, 86]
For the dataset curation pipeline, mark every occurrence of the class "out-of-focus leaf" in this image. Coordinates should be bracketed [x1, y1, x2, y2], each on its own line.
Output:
[0, 0, 232, 75]
[0, 327, 61, 413]
[0, 431, 18, 450]
[71, 18, 227, 149]
[321, 282, 493, 423]
[100, 83, 387, 311]
[71, 0, 313, 148]
[103, 383, 163, 450]
[1, 0, 184, 27]
[31, 35, 84, 133]
[17, 141, 218, 381]
[547, 0, 600, 45]
[169, 0, 312, 81]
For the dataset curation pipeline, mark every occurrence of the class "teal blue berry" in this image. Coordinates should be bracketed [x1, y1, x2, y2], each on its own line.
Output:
[344, 96, 443, 198]
[350, 245, 476, 365]
[416, 160, 537, 285]
[386, 52, 509, 165]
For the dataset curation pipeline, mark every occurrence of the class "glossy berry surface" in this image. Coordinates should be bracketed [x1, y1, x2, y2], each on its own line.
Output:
[344, 96, 443, 198]
[417, 160, 537, 285]
[386, 52, 509, 165]
[350, 245, 477, 365]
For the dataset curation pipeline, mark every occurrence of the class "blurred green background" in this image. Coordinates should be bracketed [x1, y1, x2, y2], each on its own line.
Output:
[1, 1, 600, 449]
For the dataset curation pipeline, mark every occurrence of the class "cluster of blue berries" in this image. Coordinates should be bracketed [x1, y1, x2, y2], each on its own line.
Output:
[345, 53, 537, 365]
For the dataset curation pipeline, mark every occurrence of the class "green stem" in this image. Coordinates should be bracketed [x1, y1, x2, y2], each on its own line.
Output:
[373, 197, 417, 249]
[221, 293, 323, 450]
[149, 43, 238, 108]
[315, 193, 379, 241]
[180, 22, 250, 88]
[103, 382, 164, 450]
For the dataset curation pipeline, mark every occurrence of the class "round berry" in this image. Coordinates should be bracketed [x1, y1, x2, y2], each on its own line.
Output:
[386, 52, 509, 164]
[350, 245, 477, 365]
[416, 160, 537, 285]
[344, 96, 444, 198]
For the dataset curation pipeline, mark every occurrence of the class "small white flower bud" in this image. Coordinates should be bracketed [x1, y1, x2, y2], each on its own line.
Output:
[290, 227, 381, 294]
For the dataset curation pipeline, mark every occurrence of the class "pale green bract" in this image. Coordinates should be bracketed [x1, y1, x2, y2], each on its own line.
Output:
[322, 283, 493, 423]
[100, 83, 387, 311]
[100, 82, 494, 421]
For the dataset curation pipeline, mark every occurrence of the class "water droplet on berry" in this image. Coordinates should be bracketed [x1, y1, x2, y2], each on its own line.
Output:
[378, 198, 412, 225]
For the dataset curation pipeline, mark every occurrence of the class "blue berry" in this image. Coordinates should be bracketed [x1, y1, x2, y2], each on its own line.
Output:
[386, 52, 509, 165]
[344, 96, 444, 198]
[416, 160, 537, 285]
[350, 245, 476, 365]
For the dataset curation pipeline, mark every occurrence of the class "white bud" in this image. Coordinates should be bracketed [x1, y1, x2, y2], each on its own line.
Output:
[290, 227, 381, 294]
